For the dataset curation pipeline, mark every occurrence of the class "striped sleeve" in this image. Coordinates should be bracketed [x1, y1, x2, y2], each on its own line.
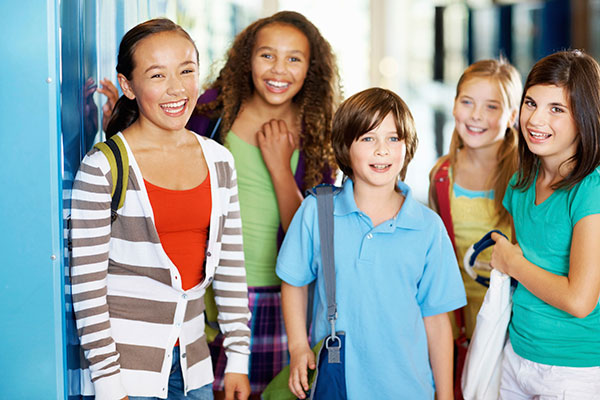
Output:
[212, 160, 252, 375]
[70, 149, 127, 400]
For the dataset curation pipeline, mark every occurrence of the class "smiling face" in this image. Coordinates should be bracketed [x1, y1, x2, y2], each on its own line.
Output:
[520, 84, 578, 164]
[349, 113, 406, 192]
[453, 76, 515, 151]
[250, 23, 310, 107]
[118, 31, 199, 133]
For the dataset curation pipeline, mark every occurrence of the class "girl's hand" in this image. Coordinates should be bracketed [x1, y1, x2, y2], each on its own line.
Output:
[97, 78, 120, 132]
[223, 372, 251, 400]
[490, 231, 523, 276]
[256, 119, 296, 176]
[288, 344, 315, 399]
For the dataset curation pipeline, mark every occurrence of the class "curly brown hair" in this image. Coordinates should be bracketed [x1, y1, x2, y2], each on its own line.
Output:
[196, 11, 342, 189]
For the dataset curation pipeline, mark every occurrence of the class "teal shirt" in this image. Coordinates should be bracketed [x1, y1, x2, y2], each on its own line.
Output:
[225, 131, 299, 287]
[503, 167, 600, 367]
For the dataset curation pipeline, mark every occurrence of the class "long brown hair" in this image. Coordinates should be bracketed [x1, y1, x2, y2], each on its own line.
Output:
[196, 11, 342, 189]
[448, 58, 522, 225]
[515, 50, 600, 191]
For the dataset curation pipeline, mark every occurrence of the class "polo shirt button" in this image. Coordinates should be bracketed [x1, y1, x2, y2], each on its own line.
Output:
[182, 353, 186, 358]
[182, 293, 188, 299]
[367, 233, 373, 239]
[176, 322, 181, 327]
[206, 251, 211, 257]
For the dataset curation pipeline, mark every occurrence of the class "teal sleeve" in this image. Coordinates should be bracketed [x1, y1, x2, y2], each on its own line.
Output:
[570, 168, 600, 226]
[502, 173, 518, 216]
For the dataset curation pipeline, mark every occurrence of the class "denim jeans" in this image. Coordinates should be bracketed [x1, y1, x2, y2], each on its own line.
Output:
[128, 346, 214, 400]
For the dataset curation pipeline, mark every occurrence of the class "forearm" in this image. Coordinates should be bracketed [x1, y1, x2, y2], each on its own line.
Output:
[507, 255, 596, 318]
[281, 282, 310, 351]
[269, 168, 303, 232]
[424, 313, 453, 400]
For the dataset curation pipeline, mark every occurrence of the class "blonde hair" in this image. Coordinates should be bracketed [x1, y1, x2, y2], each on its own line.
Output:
[449, 58, 522, 225]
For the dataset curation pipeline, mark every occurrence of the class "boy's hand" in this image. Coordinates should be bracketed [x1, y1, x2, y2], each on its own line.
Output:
[288, 345, 316, 399]
[223, 372, 250, 400]
[490, 232, 523, 276]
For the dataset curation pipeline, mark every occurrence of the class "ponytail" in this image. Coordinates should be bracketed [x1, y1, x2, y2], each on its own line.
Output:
[105, 95, 138, 138]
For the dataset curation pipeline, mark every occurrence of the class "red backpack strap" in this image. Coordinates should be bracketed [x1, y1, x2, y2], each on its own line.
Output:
[433, 159, 456, 251]
[434, 159, 467, 400]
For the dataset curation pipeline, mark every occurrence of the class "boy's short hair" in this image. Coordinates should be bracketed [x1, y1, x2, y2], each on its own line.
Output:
[332, 87, 418, 180]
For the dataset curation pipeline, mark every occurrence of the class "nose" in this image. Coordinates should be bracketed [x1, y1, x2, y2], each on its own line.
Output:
[526, 107, 545, 127]
[167, 75, 185, 96]
[375, 140, 389, 156]
[471, 105, 483, 121]
[271, 57, 286, 74]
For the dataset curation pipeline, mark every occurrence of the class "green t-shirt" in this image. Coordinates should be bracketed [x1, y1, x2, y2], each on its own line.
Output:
[225, 131, 299, 287]
[503, 167, 600, 367]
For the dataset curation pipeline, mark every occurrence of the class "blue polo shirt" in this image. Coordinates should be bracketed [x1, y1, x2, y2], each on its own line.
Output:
[277, 179, 466, 399]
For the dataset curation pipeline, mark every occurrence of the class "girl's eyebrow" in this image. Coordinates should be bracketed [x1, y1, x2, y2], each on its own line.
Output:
[143, 60, 197, 73]
[255, 45, 307, 56]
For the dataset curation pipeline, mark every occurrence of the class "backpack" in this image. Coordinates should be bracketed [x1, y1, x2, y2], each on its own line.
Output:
[93, 135, 129, 222]
[67, 136, 128, 252]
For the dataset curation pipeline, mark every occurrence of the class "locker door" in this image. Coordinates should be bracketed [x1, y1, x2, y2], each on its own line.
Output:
[0, 1, 65, 399]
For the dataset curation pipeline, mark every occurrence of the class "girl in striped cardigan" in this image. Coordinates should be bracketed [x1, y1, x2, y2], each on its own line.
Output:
[71, 18, 251, 400]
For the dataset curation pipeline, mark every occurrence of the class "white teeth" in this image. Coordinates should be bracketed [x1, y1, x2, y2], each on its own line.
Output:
[530, 130, 550, 139]
[266, 80, 289, 88]
[372, 164, 390, 170]
[467, 125, 485, 133]
[162, 100, 186, 108]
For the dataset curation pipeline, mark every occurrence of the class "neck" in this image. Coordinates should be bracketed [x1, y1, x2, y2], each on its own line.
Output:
[352, 180, 403, 226]
[538, 155, 575, 186]
[460, 140, 502, 169]
[244, 93, 297, 121]
[124, 118, 190, 150]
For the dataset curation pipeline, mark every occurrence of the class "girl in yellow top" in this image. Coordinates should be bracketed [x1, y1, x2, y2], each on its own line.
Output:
[429, 58, 522, 338]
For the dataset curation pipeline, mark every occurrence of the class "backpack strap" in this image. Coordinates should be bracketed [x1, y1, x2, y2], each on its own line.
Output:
[308, 184, 341, 343]
[432, 159, 467, 347]
[433, 159, 456, 251]
[93, 135, 129, 222]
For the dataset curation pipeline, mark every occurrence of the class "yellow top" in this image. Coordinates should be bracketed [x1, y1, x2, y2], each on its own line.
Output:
[449, 170, 511, 338]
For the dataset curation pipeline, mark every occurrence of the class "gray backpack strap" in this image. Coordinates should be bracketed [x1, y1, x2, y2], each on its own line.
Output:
[314, 184, 337, 339]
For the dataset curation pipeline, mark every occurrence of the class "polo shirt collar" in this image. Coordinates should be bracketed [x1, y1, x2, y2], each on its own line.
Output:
[334, 178, 426, 231]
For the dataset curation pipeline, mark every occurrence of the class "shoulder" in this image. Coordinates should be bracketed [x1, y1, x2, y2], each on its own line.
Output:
[569, 166, 600, 199]
[414, 198, 446, 230]
[429, 155, 451, 182]
[79, 146, 111, 178]
[196, 134, 234, 163]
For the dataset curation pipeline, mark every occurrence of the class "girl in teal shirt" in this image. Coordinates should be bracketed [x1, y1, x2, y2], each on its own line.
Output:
[491, 50, 600, 399]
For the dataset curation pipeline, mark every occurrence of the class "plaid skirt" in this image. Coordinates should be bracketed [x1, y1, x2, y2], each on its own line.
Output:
[210, 285, 289, 394]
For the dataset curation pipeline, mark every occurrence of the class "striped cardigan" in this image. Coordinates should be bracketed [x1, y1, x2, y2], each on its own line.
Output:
[70, 132, 251, 400]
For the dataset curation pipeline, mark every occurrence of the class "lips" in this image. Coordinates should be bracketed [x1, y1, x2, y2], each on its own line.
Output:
[370, 163, 392, 172]
[160, 99, 187, 116]
[265, 79, 290, 93]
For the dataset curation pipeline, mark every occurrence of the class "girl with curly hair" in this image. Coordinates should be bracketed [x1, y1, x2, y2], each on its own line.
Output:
[187, 10, 342, 399]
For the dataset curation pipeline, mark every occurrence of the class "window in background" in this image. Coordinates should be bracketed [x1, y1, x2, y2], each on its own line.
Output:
[278, 0, 370, 97]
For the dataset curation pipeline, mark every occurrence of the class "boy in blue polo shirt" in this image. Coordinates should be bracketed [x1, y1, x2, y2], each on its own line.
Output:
[276, 88, 466, 399]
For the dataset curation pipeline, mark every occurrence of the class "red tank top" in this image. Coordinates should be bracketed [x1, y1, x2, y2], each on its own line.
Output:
[145, 175, 212, 291]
